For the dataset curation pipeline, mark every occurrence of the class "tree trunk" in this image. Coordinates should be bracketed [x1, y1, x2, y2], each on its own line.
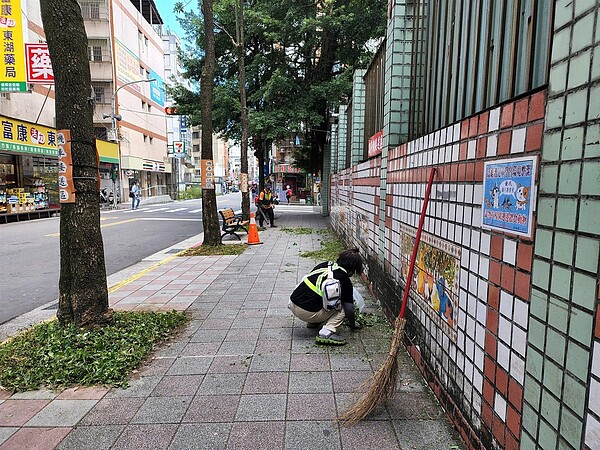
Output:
[235, 0, 250, 219]
[40, 0, 111, 327]
[200, 0, 221, 246]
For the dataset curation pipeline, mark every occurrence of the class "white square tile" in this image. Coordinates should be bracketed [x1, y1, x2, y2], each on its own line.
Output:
[500, 290, 514, 319]
[489, 107, 501, 132]
[473, 185, 483, 206]
[510, 354, 525, 385]
[476, 300, 487, 325]
[468, 292, 478, 317]
[464, 358, 474, 382]
[592, 342, 600, 377]
[590, 378, 600, 416]
[464, 206, 473, 226]
[511, 127, 526, 154]
[463, 228, 471, 247]
[479, 256, 490, 282]
[471, 230, 481, 250]
[585, 411, 600, 449]
[497, 341, 510, 371]
[512, 325, 527, 357]
[467, 140, 477, 159]
[452, 143, 460, 161]
[475, 324, 485, 348]
[494, 392, 507, 421]
[499, 315, 512, 344]
[470, 253, 479, 273]
[457, 185, 465, 202]
[465, 184, 474, 204]
[481, 233, 491, 255]
[513, 298, 529, 329]
[487, 135, 498, 157]
[503, 239, 517, 265]
[454, 123, 462, 141]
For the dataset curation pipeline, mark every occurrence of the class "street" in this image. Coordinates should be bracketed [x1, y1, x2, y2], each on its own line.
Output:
[0, 193, 244, 325]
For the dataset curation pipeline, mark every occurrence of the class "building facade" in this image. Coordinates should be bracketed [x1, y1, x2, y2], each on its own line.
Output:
[329, 2, 599, 449]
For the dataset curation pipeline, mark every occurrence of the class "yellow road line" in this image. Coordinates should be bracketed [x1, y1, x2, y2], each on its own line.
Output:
[109, 252, 183, 293]
[46, 218, 140, 237]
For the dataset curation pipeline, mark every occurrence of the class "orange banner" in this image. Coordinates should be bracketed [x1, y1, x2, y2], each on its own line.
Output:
[57, 130, 76, 203]
[201, 159, 214, 189]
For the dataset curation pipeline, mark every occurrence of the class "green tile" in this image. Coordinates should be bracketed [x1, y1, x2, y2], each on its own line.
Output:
[563, 374, 586, 417]
[561, 127, 584, 160]
[543, 359, 565, 398]
[565, 89, 588, 125]
[560, 408, 583, 447]
[575, 236, 600, 273]
[571, 273, 597, 311]
[520, 432, 537, 450]
[546, 97, 565, 129]
[581, 161, 600, 195]
[535, 229, 554, 259]
[569, 308, 593, 345]
[556, 198, 578, 230]
[572, 12, 595, 53]
[526, 345, 544, 381]
[568, 50, 591, 89]
[551, 26, 571, 63]
[554, 0, 573, 29]
[537, 197, 556, 227]
[559, 162, 582, 195]
[522, 401, 540, 436]
[579, 198, 600, 234]
[548, 296, 569, 333]
[550, 60, 569, 94]
[593, 47, 600, 81]
[586, 124, 600, 158]
[541, 389, 561, 427]
[566, 341, 591, 382]
[553, 232, 575, 265]
[550, 264, 572, 299]
[539, 419, 558, 449]
[543, 132, 563, 162]
[574, 0, 597, 15]
[531, 288, 549, 320]
[524, 374, 542, 410]
[540, 165, 558, 194]
[532, 259, 551, 291]
[590, 84, 600, 120]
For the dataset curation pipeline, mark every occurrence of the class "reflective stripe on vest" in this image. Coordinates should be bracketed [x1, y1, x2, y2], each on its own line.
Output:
[302, 263, 346, 296]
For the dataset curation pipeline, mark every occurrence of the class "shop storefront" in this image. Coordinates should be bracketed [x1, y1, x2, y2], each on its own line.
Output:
[0, 114, 119, 222]
[273, 163, 307, 203]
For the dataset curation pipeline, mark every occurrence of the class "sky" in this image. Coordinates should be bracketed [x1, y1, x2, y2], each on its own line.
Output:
[153, 0, 198, 43]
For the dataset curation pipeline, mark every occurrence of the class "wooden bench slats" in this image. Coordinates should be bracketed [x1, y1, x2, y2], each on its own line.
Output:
[219, 208, 249, 242]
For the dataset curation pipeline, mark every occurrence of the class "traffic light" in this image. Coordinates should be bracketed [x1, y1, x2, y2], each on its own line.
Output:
[165, 106, 179, 115]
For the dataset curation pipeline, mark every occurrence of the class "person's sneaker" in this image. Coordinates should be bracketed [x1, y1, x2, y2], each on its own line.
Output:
[270, 224, 277, 227]
[315, 330, 346, 345]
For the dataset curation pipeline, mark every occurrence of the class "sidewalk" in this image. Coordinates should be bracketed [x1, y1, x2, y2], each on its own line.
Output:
[0, 206, 464, 450]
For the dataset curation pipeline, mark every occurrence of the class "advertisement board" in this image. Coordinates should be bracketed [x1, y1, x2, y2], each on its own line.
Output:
[0, 0, 27, 92]
[25, 43, 54, 84]
[482, 156, 536, 237]
[149, 69, 164, 106]
[57, 130, 76, 203]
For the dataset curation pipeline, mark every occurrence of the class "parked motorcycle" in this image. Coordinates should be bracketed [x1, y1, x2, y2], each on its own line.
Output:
[99, 188, 114, 205]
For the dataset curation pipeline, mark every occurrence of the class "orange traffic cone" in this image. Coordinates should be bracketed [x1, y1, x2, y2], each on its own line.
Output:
[247, 212, 262, 245]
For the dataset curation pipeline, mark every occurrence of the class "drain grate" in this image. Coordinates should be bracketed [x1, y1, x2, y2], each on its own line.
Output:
[165, 248, 184, 254]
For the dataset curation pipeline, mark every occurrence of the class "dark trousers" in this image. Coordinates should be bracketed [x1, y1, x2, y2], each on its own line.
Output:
[259, 206, 274, 226]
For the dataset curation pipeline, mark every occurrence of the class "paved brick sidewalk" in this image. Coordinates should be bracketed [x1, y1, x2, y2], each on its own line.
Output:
[0, 206, 463, 449]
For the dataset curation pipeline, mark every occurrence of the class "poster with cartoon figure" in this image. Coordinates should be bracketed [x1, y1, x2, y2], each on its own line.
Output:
[482, 156, 536, 237]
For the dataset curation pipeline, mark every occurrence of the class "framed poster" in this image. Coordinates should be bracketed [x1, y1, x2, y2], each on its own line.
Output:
[482, 156, 536, 237]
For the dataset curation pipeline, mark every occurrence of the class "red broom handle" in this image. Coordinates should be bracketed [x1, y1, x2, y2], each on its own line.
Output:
[398, 167, 437, 320]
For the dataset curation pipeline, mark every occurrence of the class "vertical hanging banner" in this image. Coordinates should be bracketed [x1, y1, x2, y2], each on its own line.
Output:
[240, 173, 248, 193]
[0, 0, 27, 92]
[57, 130, 76, 203]
[201, 159, 214, 189]
[25, 43, 54, 84]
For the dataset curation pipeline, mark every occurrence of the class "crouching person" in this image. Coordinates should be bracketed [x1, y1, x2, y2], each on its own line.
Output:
[289, 248, 364, 345]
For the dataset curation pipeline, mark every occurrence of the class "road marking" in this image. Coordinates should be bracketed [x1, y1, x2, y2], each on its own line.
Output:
[189, 209, 202, 213]
[121, 208, 149, 213]
[46, 218, 141, 236]
[164, 208, 187, 213]
[109, 252, 181, 294]
[140, 218, 202, 221]
[144, 208, 168, 213]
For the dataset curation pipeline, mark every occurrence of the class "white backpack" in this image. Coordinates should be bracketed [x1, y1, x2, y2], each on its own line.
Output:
[301, 262, 344, 311]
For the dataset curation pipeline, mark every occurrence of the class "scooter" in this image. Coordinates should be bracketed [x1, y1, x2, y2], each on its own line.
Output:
[99, 188, 114, 205]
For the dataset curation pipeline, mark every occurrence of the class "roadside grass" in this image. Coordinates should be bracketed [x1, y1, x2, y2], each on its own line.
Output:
[178, 243, 247, 256]
[0, 310, 188, 392]
[280, 227, 313, 235]
[300, 235, 345, 261]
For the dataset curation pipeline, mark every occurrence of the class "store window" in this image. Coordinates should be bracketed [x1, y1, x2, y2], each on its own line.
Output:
[0, 154, 16, 213]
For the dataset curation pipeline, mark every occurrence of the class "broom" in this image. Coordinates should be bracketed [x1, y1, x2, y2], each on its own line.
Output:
[339, 167, 437, 424]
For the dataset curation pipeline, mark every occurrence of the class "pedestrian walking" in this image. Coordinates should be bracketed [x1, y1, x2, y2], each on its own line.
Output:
[130, 181, 140, 210]
[289, 248, 367, 345]
[286, 185, 293, 204]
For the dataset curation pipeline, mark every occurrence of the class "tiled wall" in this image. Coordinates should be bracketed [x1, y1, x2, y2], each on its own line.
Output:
[521, 3, 600, 450]
[330, 90, 546, 449]
[350, 70, 366, 166]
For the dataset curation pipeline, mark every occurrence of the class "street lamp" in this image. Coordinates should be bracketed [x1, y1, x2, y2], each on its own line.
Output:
[102, 78, 156, 208]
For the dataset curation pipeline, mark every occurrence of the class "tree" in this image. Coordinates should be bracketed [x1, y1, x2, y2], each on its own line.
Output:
[171, 0, 386, 176]
[200, 0, 222, 246]
[40, 0, 111, 326]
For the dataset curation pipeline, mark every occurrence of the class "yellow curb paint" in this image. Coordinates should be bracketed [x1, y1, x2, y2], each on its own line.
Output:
[46, 218, 141, 236]
[108, 251, 185, 294]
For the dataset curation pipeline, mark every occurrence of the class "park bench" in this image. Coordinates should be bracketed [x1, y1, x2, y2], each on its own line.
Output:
[218, 208, 250, 243]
